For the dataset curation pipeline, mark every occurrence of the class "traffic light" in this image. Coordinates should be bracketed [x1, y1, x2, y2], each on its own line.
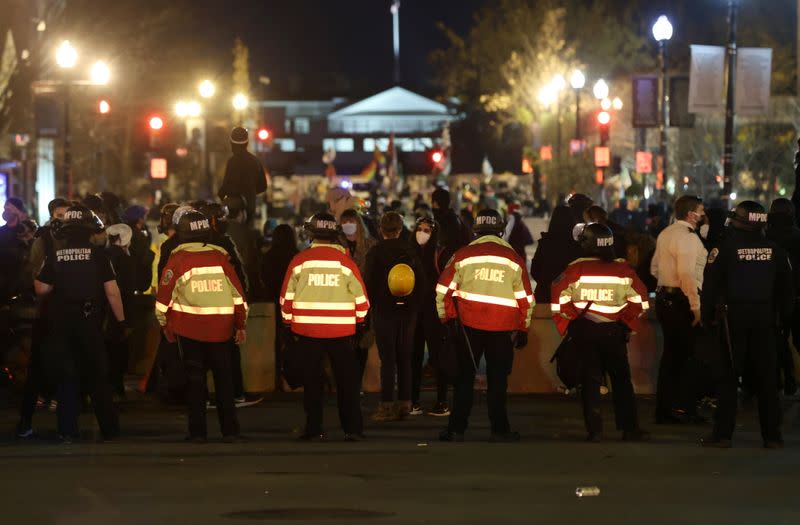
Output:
[257, 128, 271, 141]
[149, 116, 164, 130]
[431, 149, 444, 165]
[430, 149, 445, 177]
[597, 111, 611, 146]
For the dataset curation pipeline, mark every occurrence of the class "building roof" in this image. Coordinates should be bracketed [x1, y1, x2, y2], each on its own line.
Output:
[328, 86, 450, 119]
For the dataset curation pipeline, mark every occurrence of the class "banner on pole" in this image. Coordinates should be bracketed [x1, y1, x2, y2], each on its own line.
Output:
[735, 48, 772, 116]
[636, 151, 653, 174]
[632, 75, 659, 128]
[594, 147, 610, 168]
[689, 45, 725, 114]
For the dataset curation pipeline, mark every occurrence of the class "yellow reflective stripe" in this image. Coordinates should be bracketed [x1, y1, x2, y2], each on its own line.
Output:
[559, 295, 572, 304]
[356, 310, 368, 318]
[577, 276, 632, 286]
[283, 292, 295, 300]
[456, 255, 520, 272]
[527, 295, 534, 304]
[341, 266, 352, 276]
[551, 303, 561, 312]
[448, 280, 458, 290]
[155, 301, 169, 313]
[642, 301, 650, 310]
[292, 301, 355, 310]
[573, 302, 626, 314]
[454, 290, 518, 308]
[627, 295, 644, 303]
[355, 295, 368, 305]
[282, 311, 293, 320]
[435, 284, 450, 295]
[233, 297, 245, 305]
[514, 290, 528, 299]
[179, 266, 225, 283]
[172, 304, 234, 315]
[292, 315, 356, 325]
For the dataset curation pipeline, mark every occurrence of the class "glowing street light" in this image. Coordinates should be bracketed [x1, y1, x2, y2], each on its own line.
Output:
[551, 74, 567, 92]
[652, 15, 674, 42]
[56, 40, 77, 69]
[612, 97, 624, 111]
[232, 93, 249, 111]
[601, 98, 612, 111]
[199, 79, 215, 99]
[90, 60, 110, 85]
[593, 79, 609, 100]
[149, 116, 164, 130]
[570, 70, 586, 90]
[98, 100, 111, 114]
[538, 84, 558, 107]
[176, 100, 201, 118]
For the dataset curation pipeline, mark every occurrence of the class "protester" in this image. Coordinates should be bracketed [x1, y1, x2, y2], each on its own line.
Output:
[105, 223, 135, 398]
[0, 198, 30, 299]
[530, 205, 581, 304]
[410, 216, 449, 416]
[365, 212, 424, 421]
[504, 202, 534, 261]
[218, 126, 267, 225]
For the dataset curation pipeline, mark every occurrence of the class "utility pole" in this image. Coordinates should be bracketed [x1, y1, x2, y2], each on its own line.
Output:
[722, 0, 739, 200]
[391, 0, 401, 84]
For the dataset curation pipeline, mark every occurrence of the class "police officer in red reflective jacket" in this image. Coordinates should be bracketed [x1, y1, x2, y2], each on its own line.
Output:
[551, 223, 651, 443]
[701, 201, 793, 449]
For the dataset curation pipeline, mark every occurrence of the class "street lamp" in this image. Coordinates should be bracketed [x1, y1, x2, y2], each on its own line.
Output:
[722, 1, 740, 200]
[90, 60, 110, 85]
[593, 79, 609, 100]
[570, 70, 585, 140]
[232, 93, 249, 111]
[652, 14, 673, 196]
[612, 97, 623, 111]
[199, 79, 215, 99]
[56, 40, 77, 68]
[175, 100, 201, 118]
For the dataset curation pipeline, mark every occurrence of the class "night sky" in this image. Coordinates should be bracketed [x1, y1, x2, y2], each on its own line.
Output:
[64, 0, 796, 100]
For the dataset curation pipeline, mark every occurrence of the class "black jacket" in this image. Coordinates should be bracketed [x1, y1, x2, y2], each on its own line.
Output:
[530, 233, 582, 304]
[433, 208, 470, 266]
[364, 238, 424, 315]
[767, 218, 800, 295]
[218, 148, 267, 219]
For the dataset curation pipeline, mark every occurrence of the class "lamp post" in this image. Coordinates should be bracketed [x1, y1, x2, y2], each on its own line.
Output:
[55, 41, 77, 198]
[652, 15, 673, 198]
[570, 69, 586, 141]
[551, 75, 566, 157]
[722, 1, 739, 200]
[199, 80, 216, 198]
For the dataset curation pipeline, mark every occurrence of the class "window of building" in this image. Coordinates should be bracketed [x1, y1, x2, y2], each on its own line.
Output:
[284, 119, 292, 134]
[335, 138, 354, 152]
[294, 117, 310, 134]
[275, 138, 296, 152]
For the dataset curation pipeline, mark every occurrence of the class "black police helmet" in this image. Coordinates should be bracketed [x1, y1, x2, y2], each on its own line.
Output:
[305, 212, 340, 241]
[728, 200, 768, 232]
[577, 222, 615, 261]
[177, 210, 212, 242]
[198, 201, 229, 234]
[230, 126, 249, 145]
[53, 205, 104, 239]
[473, 208, 506, 236]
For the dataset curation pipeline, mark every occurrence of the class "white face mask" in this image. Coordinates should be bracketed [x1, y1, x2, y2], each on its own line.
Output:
[341, 223, 358, 236]
[699, 224, 710, 239]
[416, 231, 432, 245]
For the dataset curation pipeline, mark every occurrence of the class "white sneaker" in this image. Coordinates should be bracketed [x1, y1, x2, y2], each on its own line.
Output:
[408, 404, 423, 416]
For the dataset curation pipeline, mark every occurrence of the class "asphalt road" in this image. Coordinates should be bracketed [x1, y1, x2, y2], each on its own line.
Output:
[1, 393, 799, 524]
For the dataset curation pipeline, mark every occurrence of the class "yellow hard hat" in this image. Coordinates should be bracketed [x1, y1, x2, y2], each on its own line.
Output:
[388, 263, 415, 297]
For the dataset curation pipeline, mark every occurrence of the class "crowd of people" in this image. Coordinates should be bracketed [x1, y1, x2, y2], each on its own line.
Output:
[0, 126, 797, 449]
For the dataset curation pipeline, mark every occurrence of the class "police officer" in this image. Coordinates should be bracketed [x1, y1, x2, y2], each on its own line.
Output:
[280, 213, 369, 441]
[551, 223, 651, 442]
[436, 209, 534, 442]
[701, 201, 793, 449]
[156, 210, 248, 442]
[34, 205, 123, 442]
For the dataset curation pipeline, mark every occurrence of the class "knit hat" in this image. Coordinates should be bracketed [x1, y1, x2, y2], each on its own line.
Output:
[122, 205, 148, 224]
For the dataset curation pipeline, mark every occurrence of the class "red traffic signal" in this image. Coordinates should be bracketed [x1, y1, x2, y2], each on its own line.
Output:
[257, 128, 271, 141]
[597, 111, 611, 125]
[98, 100, 111, 115]
[597, 111, 611, 146]
[431, 150, 444, 164]
[149, 116, 164, 130]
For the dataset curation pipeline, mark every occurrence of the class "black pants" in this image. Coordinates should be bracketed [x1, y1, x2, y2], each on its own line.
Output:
[180, 336, 239, 438]
[299, 336, 362, 435]
[106, 321, 129, 396]
[44, 313, 118, 438]
[712, 306, 781, 442]
[412, 301, 448, 405]
[18, 316, 52, 429]
[777, 324, 796, 390]
[570, 318, 639, 435]
[231, 342, 245, 398]
[655, 290, 698, 417]
[374, 312, 417, 402]
[448, 327, 513, 435]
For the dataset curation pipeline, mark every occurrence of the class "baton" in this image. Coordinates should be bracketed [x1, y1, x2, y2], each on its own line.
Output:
[452, 298, 479, 373]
